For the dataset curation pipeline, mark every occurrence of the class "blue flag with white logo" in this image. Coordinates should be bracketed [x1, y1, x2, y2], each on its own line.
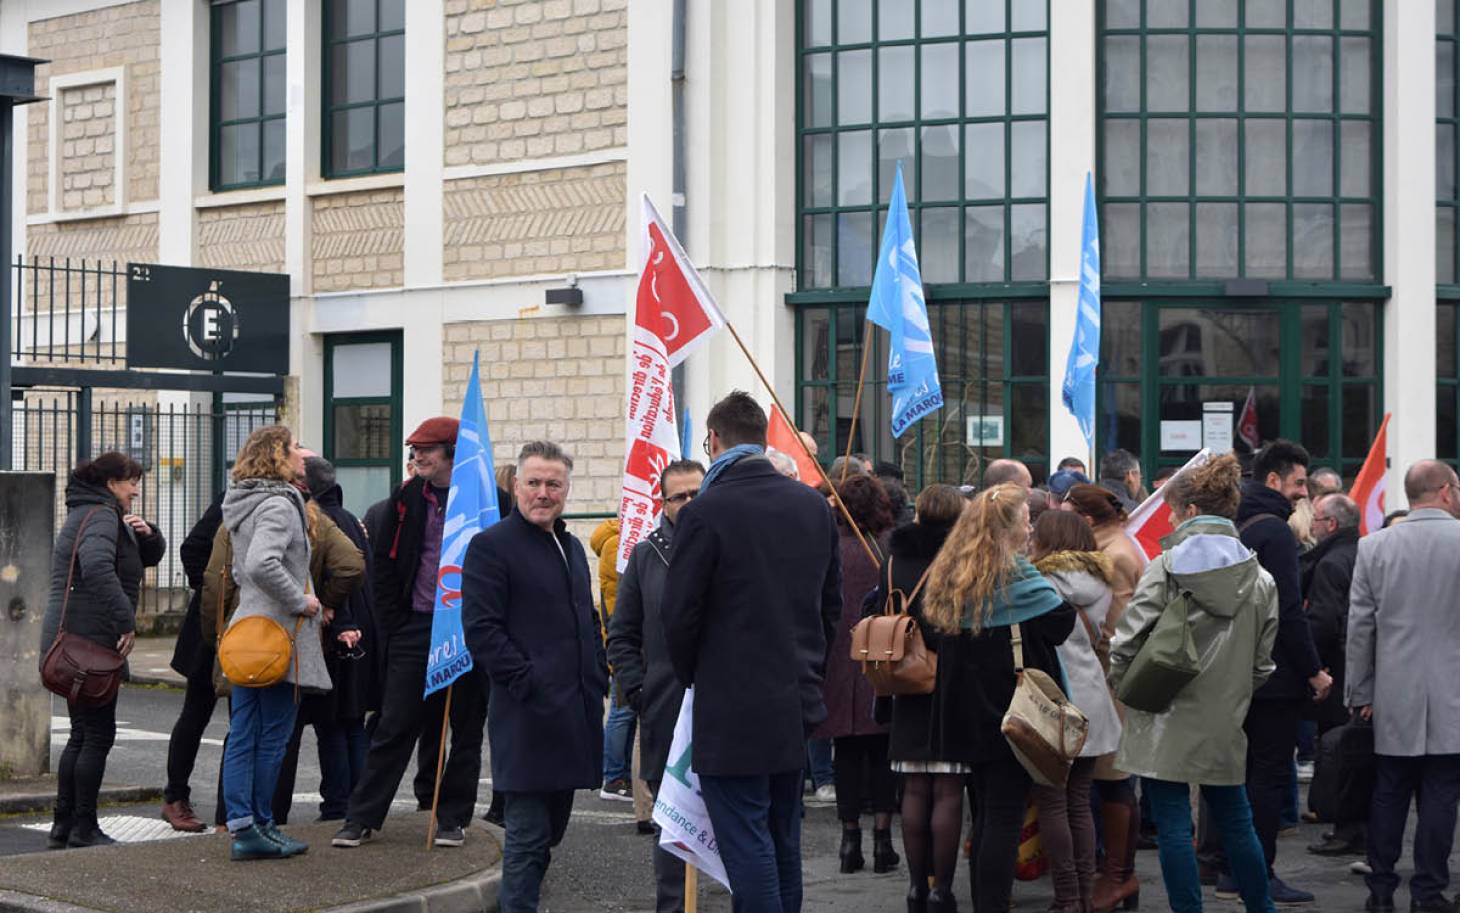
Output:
[865, 162, 943, 438]
[1062, 173, 1101, 450]
[425, 351, 500, 697]
[680, 409, 693, 462]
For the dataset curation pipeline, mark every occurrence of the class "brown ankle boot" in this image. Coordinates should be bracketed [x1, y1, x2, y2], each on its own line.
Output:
[161, 800, 206, 833]
[1091, 799, 1140, 913]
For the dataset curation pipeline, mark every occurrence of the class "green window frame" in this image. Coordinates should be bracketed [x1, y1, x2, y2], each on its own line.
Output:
[1440, 1, 1459, 287]
[210, 0, 286, 191]
[322, 0, 405, 179]
[323, 331, 403, 517]
[1098, 0, 1381, 283]
[1440, 304, 1459, 465]
[796, 0, 1051, 290]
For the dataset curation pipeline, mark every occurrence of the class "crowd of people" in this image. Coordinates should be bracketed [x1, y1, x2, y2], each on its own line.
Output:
[35, 396, 1460, 913]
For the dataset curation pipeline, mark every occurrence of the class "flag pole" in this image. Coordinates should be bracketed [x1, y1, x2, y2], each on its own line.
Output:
[684, 863, 699, 913]
[424, 683, 454, 850]
[722, 321, 880, 566]
[839, 322, 874, 485]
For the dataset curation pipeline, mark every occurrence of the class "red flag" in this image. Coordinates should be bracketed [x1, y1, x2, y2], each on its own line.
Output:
[767, 405, 825, 487]
[1348, 413, 1390, 536]
[1237, 387, 1261, 450]
[1125, 449, 1214, 561]
[637, 195, 726, 368]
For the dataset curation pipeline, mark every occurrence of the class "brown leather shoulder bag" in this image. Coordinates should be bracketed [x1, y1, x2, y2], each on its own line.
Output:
[40, 508, 127, 707]
[849, 556, 938, 696]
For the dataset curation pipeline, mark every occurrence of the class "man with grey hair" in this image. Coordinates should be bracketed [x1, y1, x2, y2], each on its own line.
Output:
[463, 440, 608, 913]
[766, 448, 800, 480]
[983, 458, 1033, 490]
[1308, 467, 1344, 501]
[1099, 449, 1142, 512]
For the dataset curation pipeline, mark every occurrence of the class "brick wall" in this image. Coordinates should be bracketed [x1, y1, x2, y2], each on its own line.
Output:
[57, 83, 117, 212]
[25, 213, 159, 264]
[197, 202, 287, 273]
[311, 190, 406, 292]
[443, 160, 626, 281]
[27, 0, 162, 213]
[443, 0, 627, 167]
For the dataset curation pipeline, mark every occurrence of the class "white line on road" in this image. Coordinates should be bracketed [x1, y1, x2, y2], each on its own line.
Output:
[51, 716, 223, 747]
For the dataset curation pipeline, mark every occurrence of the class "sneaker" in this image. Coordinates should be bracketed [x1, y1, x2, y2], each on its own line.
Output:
[599, 779, 633, 802]
[1268, 876, 1316, 905]
[1411, 898, 1458, 913]
[231, 824, 286, 861]
[814, 784, 837, 802]
[1308, 836, 1365, 857]
[1296, 761, 1315, 783]
[1214, 873, 1239, 900]
[331, 822, 374, 848]
[433, 825, 466, 847]
[259, 823, 308, 856]
[1364, 894, 1396, 912]
[1351, 860, 1374, 876]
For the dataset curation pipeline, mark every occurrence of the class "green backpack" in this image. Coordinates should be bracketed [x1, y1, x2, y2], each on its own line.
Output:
[1115, 586, 1201, 713]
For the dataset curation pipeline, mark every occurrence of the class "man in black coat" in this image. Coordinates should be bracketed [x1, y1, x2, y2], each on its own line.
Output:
[463, 440, 607, 913]
[607, 458, 705, 913]
[661, 392, 841, 913]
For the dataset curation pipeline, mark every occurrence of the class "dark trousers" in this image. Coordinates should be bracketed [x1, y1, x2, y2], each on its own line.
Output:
[646, 779, 687, 913]
[498, 789, 575, 913]
[698, 769, 804, 913]
[832, 734, 896, 823]
[967, 757, 1031, 913]
[272, 695, 365, 824]
[163, 674, 218, 804]
[413, 707, 442, 807]
[1367, 754, 1460, 904]
[1243, 698, 1302, 872]
[345, 619, 486, 830]
[56, 695, 118, 823]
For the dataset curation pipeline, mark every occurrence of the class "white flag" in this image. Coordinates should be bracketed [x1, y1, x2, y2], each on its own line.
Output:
[653, 688, 731, 891]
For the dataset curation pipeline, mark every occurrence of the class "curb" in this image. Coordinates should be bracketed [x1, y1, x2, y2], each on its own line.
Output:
[0, 786, 164, 817]
[125, 672, 184, 688]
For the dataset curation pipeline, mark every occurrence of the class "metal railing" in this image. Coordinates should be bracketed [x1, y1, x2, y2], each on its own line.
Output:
[11, 256, 126, 365]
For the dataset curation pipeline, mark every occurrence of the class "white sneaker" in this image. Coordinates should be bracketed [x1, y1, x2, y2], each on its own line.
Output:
[1350, 860, 1373, 875]
[1296, 761, 1315, 783]
[814, 784, 836, 802]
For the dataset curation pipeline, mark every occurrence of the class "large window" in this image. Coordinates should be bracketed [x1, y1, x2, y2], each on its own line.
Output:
[323, 0, 405, 178]
[1099, 0, 1379, 282]
[1440, 304, 1459, 466]
[324, 332, 402, 517]
[797, 0, 1050, 288]
[1441, 1, 1459, 283]
[211, 0, 286, 191]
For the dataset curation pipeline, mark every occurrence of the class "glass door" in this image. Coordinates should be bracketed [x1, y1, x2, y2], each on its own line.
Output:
[323, 331, 402, 517]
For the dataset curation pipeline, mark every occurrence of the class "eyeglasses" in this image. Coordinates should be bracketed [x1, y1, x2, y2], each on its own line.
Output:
[337, 645, 366, 661]
[665, 491, 697, 505]
[408, 445, 442, 459]
[702, 432, 711, 457]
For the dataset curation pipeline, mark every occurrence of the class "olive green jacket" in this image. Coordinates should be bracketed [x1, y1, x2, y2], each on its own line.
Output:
[1109, 516, 1279, 786]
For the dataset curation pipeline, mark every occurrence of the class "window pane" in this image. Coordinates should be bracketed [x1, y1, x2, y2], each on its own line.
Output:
[966, 39, 1006, 118]
[1340, 38, 1370, 115]
[805, 0, 831, 46]
[1104, 120, 1140, 196]
[1010, 302, 1048, 376]
[331, 0, 375, 38]
[1148, 0, 1189, 27]
[1147, 119, 1189, 195]
[1440, 207, 1457, 285]
[1441, 42, 1456, 120]
[838, 0, 871, 43]
[1340, 303, 1378, 377]
[1158, 309, 1281, 376]
[1441, 125, 1457, 202]
[1340, 0, 1369, 29]
[1011, 37, 1047, 115]
[922, 43, 959, 119]
[805, 53, 832, 128]
[262, 53, 286, 115]
[262, 118, 285, 182]
[1106, 0, 1140, 29]
[1102, 203, 1141, 278]
[965, 205, 1005, 281]
[1294, 0, 1332, 28]
[879, 46, 914, 122]
[1197, 0, 1238, 27]
[220, 0, 261, 56]
[1245, 0, 1286, 28]
[380, 33, 404, 99]
[802, 308, 831, 382]
[838, 211, 875, 286]
[1441, 0, 1457, 35]
[923, 0, 959, 37]
[1440, 385, 1458, 462]
[379, 0, 403, 30]
[805, 135, 833, 206]
[331, 107, 375, 173]
[1146, 35, 1190, 113]
[1146, 202, 1190, 278]
[1245, 119, 1286, 196]
[1011, 0, 1046, 31]
[880, 0, 913, 41]
[263, 0, 285, 51]
[1010, 203, 1046, 280]
[331, 342, 393, 396]
[1245, 203, 1288, 278]
[1101, 300, 1142, 376]
[1300, 385, 1330, 460]
[1100, 381, 1143, 455]
[1293, 203, 1335, 279]
[378, 101, 404, 170]
[1244, 36, 1286, 113]
[879, 128, 917, 200]
[334, 39, 376, 105]
[1195, 203, 1239, 277]
[922, 125, 960, 201]
[1293, 36, 1334, 112]
[1341, 121, 1371, 197]
[838, 130, 872, 205]
[1340, 204, 1374, 281]
[1104, 37, 1141, 113]
[1011, 384, 1049, 459]
[1196, 36, 1238, 112]
[1010, 121, 1046, 198]
[837, 50, 872, 127]
[333, 404, 393, 459]
[1440, 304, 1457, 378]
[1300, 304, 1330, 377]
[965, 122, 1005, 198]
[920, 207, 960, 283]
[220, 59, 260, 121]
[1196, 118, 1238, 195]
[804, 214, 834, 287]
[967, 0, 1005, 33]
[1342, 386, 1377, 460]
[219, 123, 261, 186]
[1292, 120, 1333, 196]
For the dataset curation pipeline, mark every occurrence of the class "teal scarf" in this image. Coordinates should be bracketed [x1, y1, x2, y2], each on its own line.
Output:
[700, 443, 765, 491]
[966, 557, 1064, 630]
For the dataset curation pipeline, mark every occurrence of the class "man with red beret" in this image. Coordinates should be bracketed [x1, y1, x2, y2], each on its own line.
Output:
[334, 416, 489, 849]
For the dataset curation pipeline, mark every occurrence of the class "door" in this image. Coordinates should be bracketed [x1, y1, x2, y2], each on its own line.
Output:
[323, 331, 403, 517]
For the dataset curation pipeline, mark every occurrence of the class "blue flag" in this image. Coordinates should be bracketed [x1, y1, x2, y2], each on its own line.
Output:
[681, 409, 693, 462]
[1062, 173, 1101, 449]
[425, 351, 501, 697]
[865, 161, 943, 438]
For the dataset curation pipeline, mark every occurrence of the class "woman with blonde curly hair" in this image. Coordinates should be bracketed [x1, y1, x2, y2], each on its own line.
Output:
[919, 483, 1075, 913]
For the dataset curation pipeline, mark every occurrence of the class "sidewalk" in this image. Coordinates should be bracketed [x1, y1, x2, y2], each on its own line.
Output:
[0, 813, 501, 913]
[126, 635, 186, 688]
[0, 778, 161, 816]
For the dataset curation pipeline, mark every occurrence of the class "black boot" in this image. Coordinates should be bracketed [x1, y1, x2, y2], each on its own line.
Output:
[839, 826, 865, 874]
[927, 886, 958, 913]
[67, 815, 116, 848]
[874, 827, 901, 873]
[907, 882, 929, 913]
[47, 817, 71, 850]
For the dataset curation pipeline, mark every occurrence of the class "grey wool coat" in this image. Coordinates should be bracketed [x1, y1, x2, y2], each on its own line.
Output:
[221, 479, 331, 692]
[1345, 507, 1460, 756]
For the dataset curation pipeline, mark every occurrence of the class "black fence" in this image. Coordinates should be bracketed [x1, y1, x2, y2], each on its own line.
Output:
[11, 256, 126, 365]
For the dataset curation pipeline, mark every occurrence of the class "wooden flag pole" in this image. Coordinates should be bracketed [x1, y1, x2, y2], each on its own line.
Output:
[684, 863, 699, 913]
[722, 321, 880, 567]
[424, 683, 454, 850]
[839, 321, 873, 485]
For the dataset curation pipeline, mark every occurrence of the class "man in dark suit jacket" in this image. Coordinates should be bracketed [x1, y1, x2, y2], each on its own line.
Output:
[463, 440, 608, 913]
[661, 392, 841, 913]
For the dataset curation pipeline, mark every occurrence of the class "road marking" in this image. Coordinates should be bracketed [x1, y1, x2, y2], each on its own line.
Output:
[51, 716, 223, 747]
[22, 815, 207, 844]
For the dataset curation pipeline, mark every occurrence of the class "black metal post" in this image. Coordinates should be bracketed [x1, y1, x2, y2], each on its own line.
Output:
[1, 96, 14, 470]
[75, 386, 91, 461]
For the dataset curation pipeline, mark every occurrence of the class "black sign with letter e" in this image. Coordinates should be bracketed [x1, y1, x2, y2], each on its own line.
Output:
[126, 263, 290, 375]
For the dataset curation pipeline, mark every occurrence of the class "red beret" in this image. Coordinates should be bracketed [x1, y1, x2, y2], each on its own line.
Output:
[405, 416, 460, 446]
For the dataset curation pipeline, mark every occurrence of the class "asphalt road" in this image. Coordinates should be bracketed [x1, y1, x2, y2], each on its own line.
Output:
[0, 683, 1423, 912]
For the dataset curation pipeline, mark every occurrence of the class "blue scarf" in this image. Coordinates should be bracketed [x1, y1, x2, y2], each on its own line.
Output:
[700, 443, 765, 491]
[967, 557, 1064, 630]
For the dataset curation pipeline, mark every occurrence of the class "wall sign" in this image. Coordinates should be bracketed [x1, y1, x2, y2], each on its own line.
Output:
[126, 263, 290, 375]
[966, 414, 1005, 447]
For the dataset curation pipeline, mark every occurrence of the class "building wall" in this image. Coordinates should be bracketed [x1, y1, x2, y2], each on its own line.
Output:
[196, 202, 288, 274]
[25, 213, 159, 265]
[311, 190, 406, 293]
[56, 82, 117, 212]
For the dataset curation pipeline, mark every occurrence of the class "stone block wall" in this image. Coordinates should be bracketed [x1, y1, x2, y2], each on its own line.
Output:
[57, 83, 117, 212]
[311, 190, 406, 292]
[443, 0, 627, 166]
[198, 202, 287, 273]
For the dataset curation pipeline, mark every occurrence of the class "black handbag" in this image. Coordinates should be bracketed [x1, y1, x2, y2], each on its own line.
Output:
[1308, 718, 1375, 824]
[40, 508, 127, 707]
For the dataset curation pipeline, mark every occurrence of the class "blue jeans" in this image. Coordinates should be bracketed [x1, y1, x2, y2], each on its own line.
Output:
[699, 769, 804, 913]
[806, 739, 833, 790]
[602, 684, 636, 783]
[1281, 759, 1299, 829]
[1144, 778, 1274, 913]
[223, 682, 298, 832]
[499, 790, 575, 913]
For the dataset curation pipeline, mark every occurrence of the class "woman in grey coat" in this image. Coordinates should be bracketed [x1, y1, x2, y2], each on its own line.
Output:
[219, 425, 324, 861]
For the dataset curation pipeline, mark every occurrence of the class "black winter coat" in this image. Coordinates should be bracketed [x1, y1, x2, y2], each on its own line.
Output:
[1299, 526, 1359, 727]
[1238, 482, 1322, 702]
[606, 518, 683, 784]
[661, 456, 842, 777]
[169, 493, 223, 685]
[462, 508, 608, 792]
[372, 476, 436, 635]
[42, 476, 165, 661]
[316, 484, 381, 719]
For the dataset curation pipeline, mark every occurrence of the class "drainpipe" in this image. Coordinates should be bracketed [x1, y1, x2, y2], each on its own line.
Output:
[670, 0, 687, 427]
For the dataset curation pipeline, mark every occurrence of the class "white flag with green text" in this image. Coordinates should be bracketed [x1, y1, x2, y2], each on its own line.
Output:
[653, 688, 731, 891]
